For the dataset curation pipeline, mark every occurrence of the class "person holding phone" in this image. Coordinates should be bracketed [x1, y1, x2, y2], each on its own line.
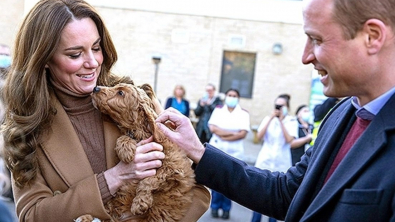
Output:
[251, 94, 298, 222]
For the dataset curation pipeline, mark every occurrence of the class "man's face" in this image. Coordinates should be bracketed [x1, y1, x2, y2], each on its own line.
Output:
[301, 0, 371, 101]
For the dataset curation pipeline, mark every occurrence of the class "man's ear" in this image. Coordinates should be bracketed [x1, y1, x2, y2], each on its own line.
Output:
[363, 19, 387, 55]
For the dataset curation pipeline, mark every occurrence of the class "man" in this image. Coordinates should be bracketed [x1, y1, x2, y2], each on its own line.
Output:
[155, 0, 395, 221]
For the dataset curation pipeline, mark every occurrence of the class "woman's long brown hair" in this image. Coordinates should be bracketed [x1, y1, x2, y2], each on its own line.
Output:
[2, 0, 132, 188]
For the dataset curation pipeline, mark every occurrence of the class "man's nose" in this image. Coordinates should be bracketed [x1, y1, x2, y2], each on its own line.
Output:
[301, 41, 315, 65]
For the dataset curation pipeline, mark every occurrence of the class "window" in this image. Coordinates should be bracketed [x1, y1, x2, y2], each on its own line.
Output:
[219, 51, 256, 98]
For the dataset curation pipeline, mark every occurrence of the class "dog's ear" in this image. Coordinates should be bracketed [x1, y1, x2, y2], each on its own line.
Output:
[138, 84, 156, 100]
[138, 100, 164, 141]
[138, 83, 164, 114]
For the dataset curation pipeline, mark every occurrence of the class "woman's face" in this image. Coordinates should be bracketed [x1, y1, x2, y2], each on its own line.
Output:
[175, 86, 184, 97]
[226, 90, 238, 98]
[274, 97, 287, 109]
[46, 18, 103, 95]
[297, 107, 310, 118]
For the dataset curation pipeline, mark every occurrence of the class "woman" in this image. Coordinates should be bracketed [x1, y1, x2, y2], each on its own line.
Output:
[165, 84, 190, 117]
[194, 83, 223, 144]
[290, 105, 314, 166]
[251, 94, 298, 222]
[207, 88, 250, 220]
[2, 0, 209, 221]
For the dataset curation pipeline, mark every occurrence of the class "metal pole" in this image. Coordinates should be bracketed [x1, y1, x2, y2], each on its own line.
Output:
[154, 63, 159, 93]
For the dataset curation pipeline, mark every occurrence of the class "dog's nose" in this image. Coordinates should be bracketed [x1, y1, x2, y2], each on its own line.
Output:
[93, 86, 100, 93]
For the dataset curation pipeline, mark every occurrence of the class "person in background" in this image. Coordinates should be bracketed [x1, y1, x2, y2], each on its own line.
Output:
[155, 0, 395, 220]
[207, 88, 250, 220]
[0, 44, 11, 77]
[0, 43, 17, 222]
[251, 94, 298, 222]
[165, 84, 190, 117]
[311, 97, 341, 145]
[313, 97, 340, 122]
[290, 105, 314, 166]
[194, 83, 223, 144]
[2, 1, 209, 221]
[0, 155, 18, 222]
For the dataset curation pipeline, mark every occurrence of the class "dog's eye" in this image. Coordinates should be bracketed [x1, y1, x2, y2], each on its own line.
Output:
[117, 90, 125, 96]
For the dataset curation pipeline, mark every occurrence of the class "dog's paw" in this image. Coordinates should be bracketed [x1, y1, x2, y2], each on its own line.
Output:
[131, 197, 153, 215]
[115, 135, 137, 163]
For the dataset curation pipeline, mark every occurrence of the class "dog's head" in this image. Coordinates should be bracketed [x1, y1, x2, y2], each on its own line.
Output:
[91, 83, 157, 134]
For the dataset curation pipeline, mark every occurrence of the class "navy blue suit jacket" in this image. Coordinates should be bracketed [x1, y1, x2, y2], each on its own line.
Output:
[195, 95, 395, 221]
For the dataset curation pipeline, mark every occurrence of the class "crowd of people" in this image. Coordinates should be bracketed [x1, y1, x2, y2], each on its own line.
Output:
[165, 82, 317, 221]
[155, 0, 395, 221]
[2, 0, 395, 221]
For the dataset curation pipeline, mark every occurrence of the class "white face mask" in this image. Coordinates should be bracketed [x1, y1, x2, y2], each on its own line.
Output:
[282, 106, 288, 116]
[301, 112, 311, 122]
[0, 55, 11, 68]
[225, 97, 238, 108]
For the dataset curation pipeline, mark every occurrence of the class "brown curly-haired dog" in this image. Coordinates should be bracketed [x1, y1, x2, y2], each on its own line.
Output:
[78, 83, 195, 222]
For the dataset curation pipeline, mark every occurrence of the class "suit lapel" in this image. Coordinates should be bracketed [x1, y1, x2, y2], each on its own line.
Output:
[286, 98, 355, 220]
[301, 95, 395, 220]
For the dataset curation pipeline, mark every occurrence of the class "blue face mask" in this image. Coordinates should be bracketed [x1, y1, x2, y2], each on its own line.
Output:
[0, 55, 11, 68]
[301, 112, 311, 123]
[282, 106, 288, 116]
[225, 97, 238, 108]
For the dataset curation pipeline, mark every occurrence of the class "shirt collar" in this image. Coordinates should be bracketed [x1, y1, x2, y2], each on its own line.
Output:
[351, 86, 395, 120]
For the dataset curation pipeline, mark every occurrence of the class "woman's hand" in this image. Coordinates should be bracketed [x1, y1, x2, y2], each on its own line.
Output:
[104, 136, 165, 195]
[271, 109, 281, 119]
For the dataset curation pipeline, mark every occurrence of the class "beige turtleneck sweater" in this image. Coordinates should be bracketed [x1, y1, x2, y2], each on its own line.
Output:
[51, 79, 113, 203]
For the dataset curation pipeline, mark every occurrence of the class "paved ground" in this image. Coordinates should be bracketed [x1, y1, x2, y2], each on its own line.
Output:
[197, 132, 276, 222]
[198, 199, 269, 222]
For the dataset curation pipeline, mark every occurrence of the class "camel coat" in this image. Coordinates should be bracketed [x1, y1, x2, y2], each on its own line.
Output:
[12, 95, 210, 222]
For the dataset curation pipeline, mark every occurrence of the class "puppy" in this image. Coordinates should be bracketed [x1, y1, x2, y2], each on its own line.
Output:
[78, 83, 195, 222]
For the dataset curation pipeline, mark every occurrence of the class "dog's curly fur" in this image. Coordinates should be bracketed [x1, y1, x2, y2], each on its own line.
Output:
[77, 83, 195, 222]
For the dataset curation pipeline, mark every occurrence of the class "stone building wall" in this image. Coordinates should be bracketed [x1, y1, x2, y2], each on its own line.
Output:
[0, 0, 314, 126]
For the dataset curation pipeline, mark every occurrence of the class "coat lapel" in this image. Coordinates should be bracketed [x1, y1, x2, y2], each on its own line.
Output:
[301, 94, 395, 220]
[285, 98, 355, 220]
[40, 94, 121, 187]
[103, 120, 121, 169]
[41, 96, 93, 187]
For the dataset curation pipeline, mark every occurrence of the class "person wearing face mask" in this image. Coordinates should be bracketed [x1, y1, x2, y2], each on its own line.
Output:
[0, 44, 11, 78]
[0, 43, 17, 222]
[251, 94, 298, 222]
[207, 88, 250, 220]
[290, 105, 314, 166]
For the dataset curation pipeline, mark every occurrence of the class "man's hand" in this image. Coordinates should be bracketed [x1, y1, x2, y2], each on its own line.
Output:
[156, 108, 205, 164]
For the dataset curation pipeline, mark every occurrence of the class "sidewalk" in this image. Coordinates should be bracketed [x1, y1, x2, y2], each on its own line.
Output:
[242, 131, 262, 166]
